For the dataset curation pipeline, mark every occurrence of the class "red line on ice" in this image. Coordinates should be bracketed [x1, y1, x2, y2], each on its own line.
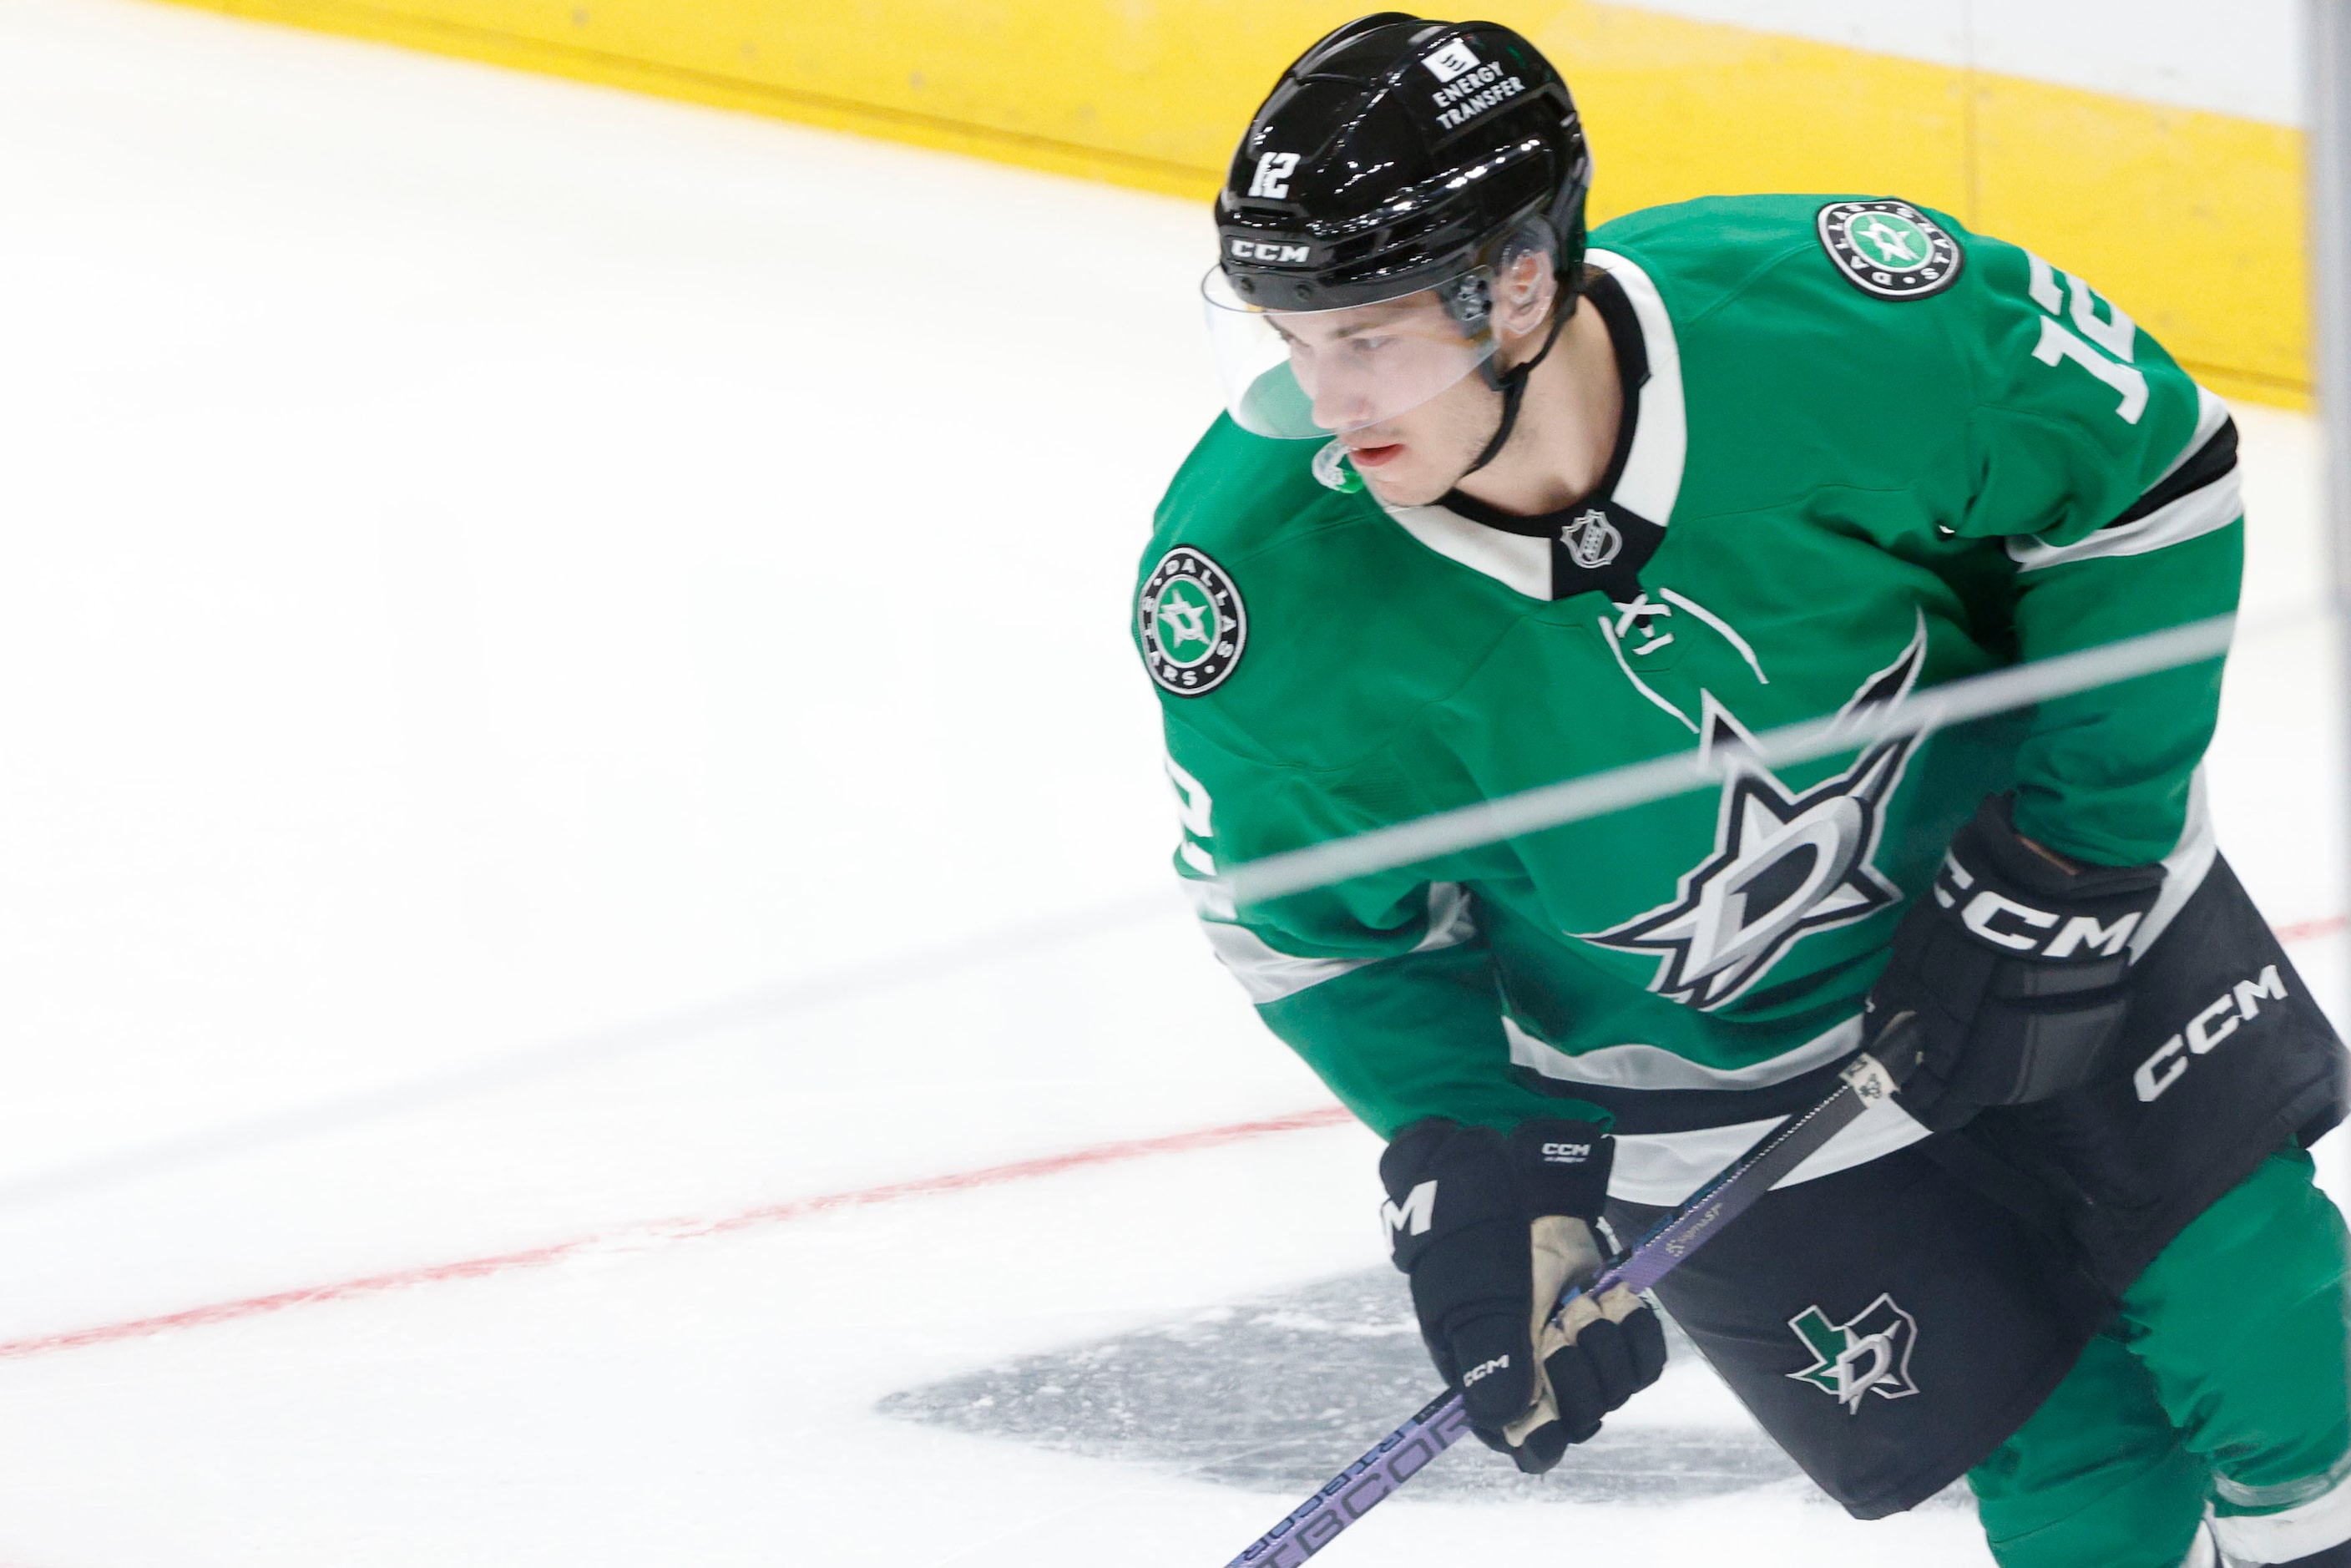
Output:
[3, 912, 2346, 1366]
[2275, 913, 2349, 945]
[0, 1105, 1353, 1363]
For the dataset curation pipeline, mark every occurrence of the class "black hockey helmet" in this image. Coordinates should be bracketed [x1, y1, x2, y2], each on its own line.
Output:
[1214, 14, 1592, 313]
[1202, 16, 1593, 463]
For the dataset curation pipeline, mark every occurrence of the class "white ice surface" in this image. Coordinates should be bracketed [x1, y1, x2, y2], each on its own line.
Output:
[0, 2, 2338, 1564]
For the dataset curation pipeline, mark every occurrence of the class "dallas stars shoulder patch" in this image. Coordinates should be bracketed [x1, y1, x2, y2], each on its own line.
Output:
[1816, 200, 1964, 301]
[1139, 546, 1248, 697]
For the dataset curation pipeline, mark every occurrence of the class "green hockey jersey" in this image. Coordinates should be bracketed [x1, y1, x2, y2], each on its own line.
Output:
[1136, 195, 2242, 1204]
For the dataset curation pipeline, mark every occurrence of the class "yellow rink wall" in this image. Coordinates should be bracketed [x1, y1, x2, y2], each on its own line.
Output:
[164, 0, 2310, 407]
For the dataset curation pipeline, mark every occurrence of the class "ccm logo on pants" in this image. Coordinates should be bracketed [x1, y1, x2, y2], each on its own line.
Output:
[2133, 965, 2290, 1102]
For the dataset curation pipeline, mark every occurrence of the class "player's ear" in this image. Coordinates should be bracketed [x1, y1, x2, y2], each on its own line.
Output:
[1494, 243, 1557, 338]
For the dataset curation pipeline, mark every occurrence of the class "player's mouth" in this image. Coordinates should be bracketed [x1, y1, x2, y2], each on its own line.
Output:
[1347, 441, 1404, 468]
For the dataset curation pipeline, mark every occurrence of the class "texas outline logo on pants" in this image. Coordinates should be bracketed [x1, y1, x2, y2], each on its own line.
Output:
[1787, 1292, 1920, 1413]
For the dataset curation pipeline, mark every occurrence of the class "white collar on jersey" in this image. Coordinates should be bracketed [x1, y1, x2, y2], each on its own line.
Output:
[1376, 250, 1689, 601]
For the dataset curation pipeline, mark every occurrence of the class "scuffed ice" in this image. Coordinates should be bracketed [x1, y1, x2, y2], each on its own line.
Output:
[881, 1267, 1848, 1503]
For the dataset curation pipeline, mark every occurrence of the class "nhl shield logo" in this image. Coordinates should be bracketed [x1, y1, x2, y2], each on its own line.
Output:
[1817, 200, 1964, 301]
[1787, 1292, 1920, 1413]
[1140, 546, 1248, 697]
[1561, 508, 1622, 569]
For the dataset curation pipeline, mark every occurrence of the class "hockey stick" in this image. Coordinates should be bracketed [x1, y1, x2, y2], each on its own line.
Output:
[1218, 1023, 1923, 1567]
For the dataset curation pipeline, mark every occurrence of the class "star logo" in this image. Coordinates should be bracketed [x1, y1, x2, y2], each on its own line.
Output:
[1155, 582, 1216, 653]
[1138, 547, 1248, 697]
[1815, 200, 1964, 301]
[1851, 215, 1924, 266]
[1787, 1293, 1920, 1413]
[1580, 616, 1929, 1009]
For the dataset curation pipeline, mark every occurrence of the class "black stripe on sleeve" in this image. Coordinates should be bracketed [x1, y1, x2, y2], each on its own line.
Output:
[2103, 416, 2239, 530]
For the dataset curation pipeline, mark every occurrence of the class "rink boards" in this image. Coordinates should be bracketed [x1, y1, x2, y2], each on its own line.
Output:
[155, 0, 2308, 409]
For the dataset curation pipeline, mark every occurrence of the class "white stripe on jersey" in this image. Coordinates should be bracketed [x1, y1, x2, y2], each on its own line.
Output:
[2009, 385, 2240, 571]
[2212, 1440, 2351, 1561]
[1189, 881, 1476, 1005]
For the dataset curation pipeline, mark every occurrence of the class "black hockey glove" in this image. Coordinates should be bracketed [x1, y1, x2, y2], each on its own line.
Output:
[1379, 1117, 1666, 1474]
[1869, 792, 2164, 1133]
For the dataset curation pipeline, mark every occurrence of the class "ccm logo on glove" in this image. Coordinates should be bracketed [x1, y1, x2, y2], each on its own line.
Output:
[1381, 1179, 1437, 1237]
[1378, 1118, 1666, 1474]
[1871, 793, 2165, 1133]
[1934, 853, 2143, 958]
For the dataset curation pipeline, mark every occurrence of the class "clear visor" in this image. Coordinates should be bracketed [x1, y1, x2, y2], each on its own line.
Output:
[1201, 266, 1501, 440]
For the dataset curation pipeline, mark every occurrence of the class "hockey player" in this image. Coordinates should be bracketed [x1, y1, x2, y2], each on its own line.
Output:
[1140, 15, 2351, 1566]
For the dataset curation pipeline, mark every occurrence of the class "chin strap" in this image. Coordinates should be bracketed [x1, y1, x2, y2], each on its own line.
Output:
[1460, 302, 1571, 479]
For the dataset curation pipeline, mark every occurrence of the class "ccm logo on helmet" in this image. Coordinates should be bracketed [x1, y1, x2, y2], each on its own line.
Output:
[1932, 852, 2141, 958]
[2134, 964, 2291, 1102]
[1228, 238, 1312, 265]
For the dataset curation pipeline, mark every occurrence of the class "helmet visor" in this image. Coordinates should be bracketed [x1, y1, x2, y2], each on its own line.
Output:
[1201, 266, 1501, 440]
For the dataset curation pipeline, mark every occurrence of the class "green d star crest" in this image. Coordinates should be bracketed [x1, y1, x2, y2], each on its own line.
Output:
[1140, 546, 1247, 696]
[1787, 1292, 1920, 1413]
[1817, 200, 1964, 301]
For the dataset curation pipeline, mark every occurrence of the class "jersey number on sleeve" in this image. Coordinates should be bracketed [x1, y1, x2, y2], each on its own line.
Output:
[1166, 755, 1217, 878]
[2025, 251, 2147, 424]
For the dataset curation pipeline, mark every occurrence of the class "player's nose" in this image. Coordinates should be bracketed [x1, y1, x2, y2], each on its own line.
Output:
[1305, 360, 1378, 432]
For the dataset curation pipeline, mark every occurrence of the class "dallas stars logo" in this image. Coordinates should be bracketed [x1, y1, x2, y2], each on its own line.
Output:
[1156, 580, 1216, 650]
[1581, 616, 1929, 1009]
[1849, 214, 1925, 268]
[1139, 546, 1248, 697]
[1787, 1293, 1921, 1413]
[1816, 199, 1964, 301]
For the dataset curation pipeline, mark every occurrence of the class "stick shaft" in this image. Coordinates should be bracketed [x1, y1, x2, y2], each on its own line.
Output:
[1603, 1050, 1897, 1297]
[1218, 1049, 1902, 1566]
